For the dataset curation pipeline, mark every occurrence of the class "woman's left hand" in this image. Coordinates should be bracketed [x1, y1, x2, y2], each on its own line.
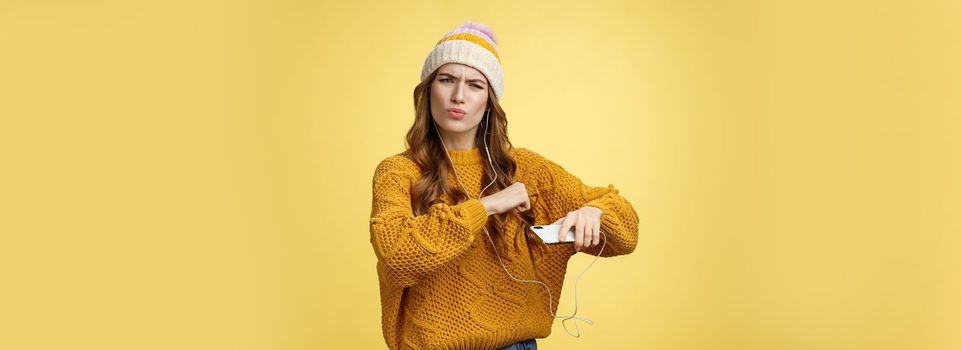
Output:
[552, 206, 603, 252]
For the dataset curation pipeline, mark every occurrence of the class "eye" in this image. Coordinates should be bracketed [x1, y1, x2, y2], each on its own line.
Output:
[439, 78, 451, 83]
[471, 84, 483, 89]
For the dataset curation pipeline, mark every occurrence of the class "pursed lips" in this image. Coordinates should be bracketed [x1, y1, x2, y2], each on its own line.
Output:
[447, 108, 466, 117]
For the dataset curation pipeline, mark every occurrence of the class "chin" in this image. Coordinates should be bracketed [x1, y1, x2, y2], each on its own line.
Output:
[436, 119, 475, 133]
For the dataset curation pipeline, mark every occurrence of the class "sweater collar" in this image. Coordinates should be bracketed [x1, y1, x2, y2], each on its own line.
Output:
[447, 147, 482, 165]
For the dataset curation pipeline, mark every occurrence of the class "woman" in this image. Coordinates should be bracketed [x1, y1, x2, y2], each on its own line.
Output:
[369, 22, 640, 350]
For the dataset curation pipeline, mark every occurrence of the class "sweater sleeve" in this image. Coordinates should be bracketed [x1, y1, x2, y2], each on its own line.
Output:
[539, 155, 639, 257]
[368, 157, 489, 288]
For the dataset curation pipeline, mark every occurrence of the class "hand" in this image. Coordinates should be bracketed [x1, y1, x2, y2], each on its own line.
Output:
[552, 206, 603, 252]
[479, 182, 532, 215]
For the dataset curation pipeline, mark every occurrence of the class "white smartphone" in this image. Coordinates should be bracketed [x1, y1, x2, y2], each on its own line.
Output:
[530, 224, 576, 245]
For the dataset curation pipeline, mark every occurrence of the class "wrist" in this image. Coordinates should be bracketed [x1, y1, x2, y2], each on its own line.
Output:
[583, 206, 603, 216]
[479, 198, 496, 215]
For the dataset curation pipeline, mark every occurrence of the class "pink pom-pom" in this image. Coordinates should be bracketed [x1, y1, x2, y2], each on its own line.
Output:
[460, 21, 497, 44]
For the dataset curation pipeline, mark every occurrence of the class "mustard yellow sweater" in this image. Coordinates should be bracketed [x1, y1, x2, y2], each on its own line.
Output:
[369, 146, 639, 350]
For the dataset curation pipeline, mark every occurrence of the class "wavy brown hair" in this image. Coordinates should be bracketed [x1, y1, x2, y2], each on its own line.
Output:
[403, 69, 547, 260]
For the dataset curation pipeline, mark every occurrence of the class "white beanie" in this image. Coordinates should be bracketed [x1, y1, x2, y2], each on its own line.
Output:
[420, 21, 504, 101]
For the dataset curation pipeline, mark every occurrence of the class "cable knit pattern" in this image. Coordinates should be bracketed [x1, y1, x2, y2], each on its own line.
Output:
[369, 147, 639, 350]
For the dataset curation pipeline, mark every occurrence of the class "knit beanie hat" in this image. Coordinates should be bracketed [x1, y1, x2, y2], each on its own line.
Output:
[420, 21, 504, 101]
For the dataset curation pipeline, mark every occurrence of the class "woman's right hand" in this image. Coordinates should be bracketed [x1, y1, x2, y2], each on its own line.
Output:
[479, 182, 531, 215]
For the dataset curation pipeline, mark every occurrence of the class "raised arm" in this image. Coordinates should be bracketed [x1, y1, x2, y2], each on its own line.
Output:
[538, 154, 639, 257]
[368, 157, 489, 288]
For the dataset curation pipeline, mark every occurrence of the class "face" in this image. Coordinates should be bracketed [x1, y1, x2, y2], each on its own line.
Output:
[429, 63, 491, 138]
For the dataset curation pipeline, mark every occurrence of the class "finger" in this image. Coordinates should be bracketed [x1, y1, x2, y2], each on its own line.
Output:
[520, 197, 531, 211]
[574, 215, 586, 251]
[581, 219, 594, 250]
[592, 220, 601, 246]
[558, 215, 575, 243]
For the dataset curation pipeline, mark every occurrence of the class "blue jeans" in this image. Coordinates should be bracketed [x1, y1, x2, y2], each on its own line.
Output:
[497, 338, 537, 350]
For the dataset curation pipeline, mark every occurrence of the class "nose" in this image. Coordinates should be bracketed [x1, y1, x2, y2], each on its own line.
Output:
[450, 82, 464, 104]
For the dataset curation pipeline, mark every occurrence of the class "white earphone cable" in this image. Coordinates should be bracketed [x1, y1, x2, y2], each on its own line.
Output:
[434, 107, 606, 337]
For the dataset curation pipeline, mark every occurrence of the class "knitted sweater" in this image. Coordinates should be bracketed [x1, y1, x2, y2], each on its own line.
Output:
[369, 146, 639, 350]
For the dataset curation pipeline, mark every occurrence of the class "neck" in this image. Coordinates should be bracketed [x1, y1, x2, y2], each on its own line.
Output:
[438, 128, 478, 150]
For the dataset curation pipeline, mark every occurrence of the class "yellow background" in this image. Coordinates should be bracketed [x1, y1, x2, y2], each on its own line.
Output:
[1, 0, 959, 349]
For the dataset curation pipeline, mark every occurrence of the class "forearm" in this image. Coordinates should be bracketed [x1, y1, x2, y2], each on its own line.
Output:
[369, 198, 489, 287]
[579, 186, 639, 257]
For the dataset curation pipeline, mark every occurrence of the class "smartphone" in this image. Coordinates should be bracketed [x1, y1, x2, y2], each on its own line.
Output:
[530, 224, 576, 244]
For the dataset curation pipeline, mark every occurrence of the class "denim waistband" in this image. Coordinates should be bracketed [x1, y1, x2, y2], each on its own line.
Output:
[497, 338, 537, 350]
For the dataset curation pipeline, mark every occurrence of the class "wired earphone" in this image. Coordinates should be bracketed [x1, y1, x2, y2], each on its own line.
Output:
[432, 105, 608, 338]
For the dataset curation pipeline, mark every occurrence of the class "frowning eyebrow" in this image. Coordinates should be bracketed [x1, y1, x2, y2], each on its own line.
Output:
[437, 73, 487, 86]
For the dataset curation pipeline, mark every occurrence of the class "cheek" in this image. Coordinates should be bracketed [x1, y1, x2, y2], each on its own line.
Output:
[430, 83, 447, 99]
[472, 91, 489, 107]
[429, 92, 443, 111]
